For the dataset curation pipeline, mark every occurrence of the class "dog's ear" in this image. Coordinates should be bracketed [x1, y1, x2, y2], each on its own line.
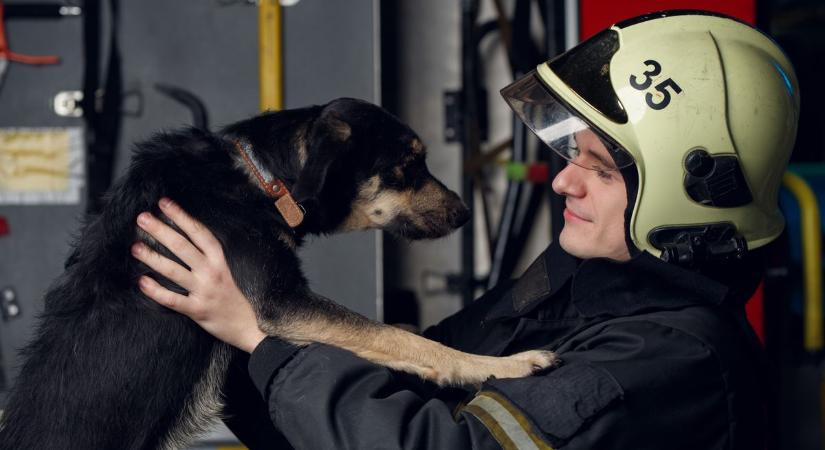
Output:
[290, 110, 352, 206]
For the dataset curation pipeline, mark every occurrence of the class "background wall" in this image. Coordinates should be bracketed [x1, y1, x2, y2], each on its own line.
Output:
[3, 1, 823, 449]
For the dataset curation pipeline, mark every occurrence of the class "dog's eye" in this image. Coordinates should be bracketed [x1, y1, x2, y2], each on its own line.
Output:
[410, 139, 426, 155]
[380, 169, 404, 189]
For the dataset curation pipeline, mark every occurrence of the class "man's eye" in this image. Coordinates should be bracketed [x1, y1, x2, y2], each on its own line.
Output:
[594, 167, 613, 180]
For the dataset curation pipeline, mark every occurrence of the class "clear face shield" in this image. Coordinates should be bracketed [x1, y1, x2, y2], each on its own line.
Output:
[501, 70, 634, 173]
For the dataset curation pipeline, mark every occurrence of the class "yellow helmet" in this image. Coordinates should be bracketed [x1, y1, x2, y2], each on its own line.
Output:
[502, 11, 800, 264]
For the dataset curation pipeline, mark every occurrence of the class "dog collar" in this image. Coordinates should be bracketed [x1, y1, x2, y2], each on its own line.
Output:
[233, 140, 305, 228]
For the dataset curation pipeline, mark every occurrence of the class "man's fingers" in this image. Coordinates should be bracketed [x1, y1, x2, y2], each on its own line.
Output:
[136, 212, 204, 270]
[131, 242, 194, 291]
[157, 198, 223, 257]
[138, 275, 191, 315]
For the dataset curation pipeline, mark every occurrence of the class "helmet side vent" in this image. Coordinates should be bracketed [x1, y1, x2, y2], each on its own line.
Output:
[683, 150, 754, 207]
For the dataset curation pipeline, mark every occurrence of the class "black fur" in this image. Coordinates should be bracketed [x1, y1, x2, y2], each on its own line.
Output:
[0, 98, 467, 449]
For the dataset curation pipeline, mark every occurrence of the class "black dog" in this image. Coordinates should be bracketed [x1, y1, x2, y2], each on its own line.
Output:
[0, 98, 555, 449]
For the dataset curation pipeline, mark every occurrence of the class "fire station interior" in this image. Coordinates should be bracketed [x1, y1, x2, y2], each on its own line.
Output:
[0, 0, 823, 448]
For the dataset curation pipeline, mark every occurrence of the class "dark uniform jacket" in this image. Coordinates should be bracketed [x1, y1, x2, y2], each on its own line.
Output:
[228, 243, 766, 449]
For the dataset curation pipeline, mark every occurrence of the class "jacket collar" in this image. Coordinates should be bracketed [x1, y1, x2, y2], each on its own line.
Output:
[483, 243, 576, 322]
[570, 250, 728, 318]
[484, 242, 729, 322]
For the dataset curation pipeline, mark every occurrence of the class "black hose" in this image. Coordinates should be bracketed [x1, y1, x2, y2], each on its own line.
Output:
[154, 83, 210, 130]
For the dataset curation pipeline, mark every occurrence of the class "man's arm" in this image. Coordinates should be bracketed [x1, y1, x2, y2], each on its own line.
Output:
[250, 338, 506, 450]
[246, 334, 619, 450]
[247, 318, 735, 450]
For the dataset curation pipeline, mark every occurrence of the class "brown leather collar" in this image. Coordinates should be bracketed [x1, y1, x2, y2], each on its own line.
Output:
[233, 140, 305, 228]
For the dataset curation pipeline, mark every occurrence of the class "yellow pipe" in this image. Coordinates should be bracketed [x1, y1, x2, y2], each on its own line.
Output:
[258, 0, 283, 112]
[783, 172, 823, 352]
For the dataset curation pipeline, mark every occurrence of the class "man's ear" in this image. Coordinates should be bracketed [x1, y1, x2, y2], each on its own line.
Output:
[290, 111, 352, 206]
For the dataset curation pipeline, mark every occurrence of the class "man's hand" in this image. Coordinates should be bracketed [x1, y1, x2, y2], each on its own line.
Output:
[132, 198, 267, 353]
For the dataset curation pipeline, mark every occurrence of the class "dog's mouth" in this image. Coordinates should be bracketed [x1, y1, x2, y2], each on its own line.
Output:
[386, 208, 470, 240]
[386, 219, 443, 240]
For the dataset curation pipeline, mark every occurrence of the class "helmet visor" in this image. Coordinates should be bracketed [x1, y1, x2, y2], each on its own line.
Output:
[501, 70, 634, 171]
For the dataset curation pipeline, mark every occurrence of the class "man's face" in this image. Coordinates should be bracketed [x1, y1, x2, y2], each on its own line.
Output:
[551, 129, 630, 261]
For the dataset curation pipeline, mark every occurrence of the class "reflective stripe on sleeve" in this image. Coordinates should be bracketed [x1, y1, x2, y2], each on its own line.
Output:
[462, 390, 554, 450]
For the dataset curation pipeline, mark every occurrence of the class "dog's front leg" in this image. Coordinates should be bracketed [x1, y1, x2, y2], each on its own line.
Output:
[253, 288, 556, 387]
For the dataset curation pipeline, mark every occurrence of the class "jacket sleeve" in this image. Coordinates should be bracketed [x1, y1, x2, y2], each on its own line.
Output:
[248, 338, 505, 450]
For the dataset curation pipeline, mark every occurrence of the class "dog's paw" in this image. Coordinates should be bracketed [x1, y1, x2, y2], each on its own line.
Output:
[505, 350, 558, 373]
[482, 350, 558, 381]
[424, 350, 559, 386]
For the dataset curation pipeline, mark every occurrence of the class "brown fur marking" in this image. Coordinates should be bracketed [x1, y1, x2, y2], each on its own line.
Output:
[393, 166, 404, 183]
[337, 176, 460, 234]
[327, 116, 352, 141]
[410, 139, 425, 154]
[276, 230, 297, 250]
[292, 124, 309, 167]
[337, 176, 413, 231]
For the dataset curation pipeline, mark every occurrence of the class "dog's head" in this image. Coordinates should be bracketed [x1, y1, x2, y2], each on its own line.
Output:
[228, 98, 469, 239]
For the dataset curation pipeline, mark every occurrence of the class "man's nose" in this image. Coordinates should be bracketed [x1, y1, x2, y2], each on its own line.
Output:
[551, 163, 585, 197]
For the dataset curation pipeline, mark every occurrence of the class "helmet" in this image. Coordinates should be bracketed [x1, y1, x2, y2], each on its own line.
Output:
[502, 10, 800, 264]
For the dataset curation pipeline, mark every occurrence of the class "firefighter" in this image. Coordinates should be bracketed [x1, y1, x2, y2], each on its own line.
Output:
[133, 11, 798, 449]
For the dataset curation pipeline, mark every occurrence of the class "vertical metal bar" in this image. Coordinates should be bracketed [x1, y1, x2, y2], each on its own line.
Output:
[460, 0, 479, 305]
[487, 0, 553, 287]
[546, 0, 566, 240]
[563, 0, 578, 50]
[782, 172, 823, 352]
[373, 0, 384, 323]
[259, 0, 283, 112]
[487, 116, 526, 289]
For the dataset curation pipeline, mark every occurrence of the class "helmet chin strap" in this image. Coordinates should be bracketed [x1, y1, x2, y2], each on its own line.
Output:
[652, 224, 748, 268]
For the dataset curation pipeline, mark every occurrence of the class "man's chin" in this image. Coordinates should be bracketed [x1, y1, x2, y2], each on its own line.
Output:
[559, 230, 631, 262]
[558, 231, 596, 259]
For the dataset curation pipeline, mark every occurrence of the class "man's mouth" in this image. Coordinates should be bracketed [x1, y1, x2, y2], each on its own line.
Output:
[563, 206, 592, 223]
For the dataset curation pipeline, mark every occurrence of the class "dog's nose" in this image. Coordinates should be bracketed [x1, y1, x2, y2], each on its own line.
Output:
[449, 203, 471, 228]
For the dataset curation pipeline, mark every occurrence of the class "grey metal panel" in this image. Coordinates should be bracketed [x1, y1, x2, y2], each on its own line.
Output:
[0, 9, 87, 406]
[0, 1, 263, 408]
[0, 0, 381, 414]
[113, 2, 260, 176]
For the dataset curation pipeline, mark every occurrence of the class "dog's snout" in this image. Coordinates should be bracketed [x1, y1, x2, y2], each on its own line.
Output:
[438, 187, 469, 229]
[388, 177, 472, 240]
